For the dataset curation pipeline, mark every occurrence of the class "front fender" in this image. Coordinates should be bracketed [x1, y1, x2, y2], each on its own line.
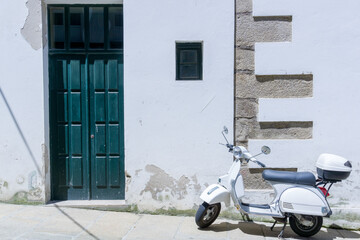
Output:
[200, 184, 230, 207]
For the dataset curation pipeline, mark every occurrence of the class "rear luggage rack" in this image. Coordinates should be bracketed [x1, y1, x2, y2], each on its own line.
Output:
[316, 179, 334, 199]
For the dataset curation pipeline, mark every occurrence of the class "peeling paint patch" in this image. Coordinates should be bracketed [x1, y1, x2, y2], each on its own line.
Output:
[42, 144, 50, 201]
[190, 175, 201, 192]
[125, 170, 131, 193]
[0, 179, 9, 194]
[28, 171, 37, 190]
[11, 191, 28, 203]
[135, 169, 142, 176]
[21, 0, 42, 50]
[140, 165, 200, 201]
[27, 187, 42, 201]
[16, 176, 25, 184]
[26, 169, 43, 201]
[8, 190, 43, 204]
[42, 144, 49, 175]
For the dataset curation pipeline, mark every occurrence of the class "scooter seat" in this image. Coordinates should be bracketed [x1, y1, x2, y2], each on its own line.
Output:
[262, 170, 316, 186]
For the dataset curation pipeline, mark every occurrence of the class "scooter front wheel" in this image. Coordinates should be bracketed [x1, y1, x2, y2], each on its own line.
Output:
[289, 214, 323, 237]
[195, 202, 221, 228]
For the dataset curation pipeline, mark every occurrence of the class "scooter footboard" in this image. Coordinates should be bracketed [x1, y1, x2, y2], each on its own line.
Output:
[200, 184, 230, 207]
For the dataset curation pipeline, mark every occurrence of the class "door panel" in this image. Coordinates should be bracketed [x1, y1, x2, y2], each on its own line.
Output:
[50, 54, 124, 200]
[89, 55, 124, 199]
[50, 55, 90, 200]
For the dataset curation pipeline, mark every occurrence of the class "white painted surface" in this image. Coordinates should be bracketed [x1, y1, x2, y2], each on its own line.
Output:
[0, 0, 234, 206]
[123, 0, 234, 208]
[251, 0, 360, 208]
[258, 98, 314, 122]
[0, 0, 45, 201]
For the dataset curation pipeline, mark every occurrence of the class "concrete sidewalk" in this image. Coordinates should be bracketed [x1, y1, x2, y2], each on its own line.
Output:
[0, 203, 359, 240]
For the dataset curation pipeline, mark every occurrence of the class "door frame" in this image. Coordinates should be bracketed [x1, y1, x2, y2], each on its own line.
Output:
[47, 4, 125, 201]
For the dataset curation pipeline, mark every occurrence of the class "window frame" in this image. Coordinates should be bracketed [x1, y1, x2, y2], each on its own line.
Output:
[48, 4, 123, 54]
[176, 42, 203, 81]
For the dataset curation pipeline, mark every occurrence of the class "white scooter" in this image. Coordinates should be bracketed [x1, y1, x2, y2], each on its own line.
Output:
[195, 127, 352, 238]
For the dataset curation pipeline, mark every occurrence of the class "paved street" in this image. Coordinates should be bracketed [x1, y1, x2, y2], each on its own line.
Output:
[0, 203, 359, 240]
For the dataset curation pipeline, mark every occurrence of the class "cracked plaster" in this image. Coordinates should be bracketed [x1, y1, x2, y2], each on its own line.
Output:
[21, 0, 42, 50]
[140, 165, 201, 201]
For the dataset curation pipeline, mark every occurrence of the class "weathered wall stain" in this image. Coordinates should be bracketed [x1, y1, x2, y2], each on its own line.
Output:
[42, 144, 49, 175]
[26, 169, 43, 202]
[27, 187, 42, 201]
[9, 190, 42, 204]
[190, 175, 201, 192]
[42, 144, 50, 202]
[28, 170, 37, 190]
[41, 1, 48, 49]
[0, 179, 9, 194]
[21, 0, 42, 50]
[16, 176, 25, 184]
[125, 170, 131, 193]
[135, 169, 142, 176]
[140, 165, 201, 201]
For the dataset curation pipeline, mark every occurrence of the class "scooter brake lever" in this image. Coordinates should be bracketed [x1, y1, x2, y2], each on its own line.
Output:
[254, 160, 266, 168]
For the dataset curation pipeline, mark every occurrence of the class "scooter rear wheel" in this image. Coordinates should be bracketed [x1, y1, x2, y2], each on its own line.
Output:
[195, 202, 221, 228]
[289, 214, 323, 237]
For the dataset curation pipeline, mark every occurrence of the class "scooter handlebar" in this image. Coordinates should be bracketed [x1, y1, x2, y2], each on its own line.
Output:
[253, 160, 266, 168]
[224, 144, 267, 167]
[226, 144, 234, 151]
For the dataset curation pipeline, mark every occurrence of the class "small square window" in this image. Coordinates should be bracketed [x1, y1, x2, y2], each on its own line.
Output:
[176, 42, 202, 80]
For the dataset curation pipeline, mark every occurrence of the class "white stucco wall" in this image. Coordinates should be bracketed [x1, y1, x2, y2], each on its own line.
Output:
[2, 0, 359, 218]
[124, 0, 234, 209]
[0, 0, 234, 206]
[251, 0, 360, 209]
[0, 0, 45, 202]
[0, 0, 359, 226]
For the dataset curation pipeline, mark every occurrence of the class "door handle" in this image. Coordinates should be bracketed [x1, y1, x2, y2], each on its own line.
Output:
[91, 134, 95, 139]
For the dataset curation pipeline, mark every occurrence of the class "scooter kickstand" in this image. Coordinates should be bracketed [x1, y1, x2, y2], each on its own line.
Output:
[277, 219, 287, 239]
[270, 221, 277, 231]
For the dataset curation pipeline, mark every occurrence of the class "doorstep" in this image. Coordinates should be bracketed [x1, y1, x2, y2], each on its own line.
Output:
[46, 200, 129, 210]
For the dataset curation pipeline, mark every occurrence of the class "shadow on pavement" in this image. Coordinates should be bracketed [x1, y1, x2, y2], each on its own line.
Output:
[54, 205, 101, 240]
[1, 88, 102, 240]
[199, 221, 360, 239]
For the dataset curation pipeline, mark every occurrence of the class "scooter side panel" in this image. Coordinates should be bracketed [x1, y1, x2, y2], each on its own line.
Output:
[200, 184, 231, 207]
[279, 187, 330, 216]
[234, 175, 245, 199]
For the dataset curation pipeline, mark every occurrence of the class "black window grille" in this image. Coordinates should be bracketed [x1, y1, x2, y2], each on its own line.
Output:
[176, 42, 203, 80]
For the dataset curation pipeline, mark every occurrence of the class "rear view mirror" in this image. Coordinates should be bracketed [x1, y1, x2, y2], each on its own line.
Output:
[223, 126, 228, 134]
[261, 146, 271, 155]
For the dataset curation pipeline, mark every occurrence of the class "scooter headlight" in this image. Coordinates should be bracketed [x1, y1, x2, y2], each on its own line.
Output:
[233, 146, 242, 159]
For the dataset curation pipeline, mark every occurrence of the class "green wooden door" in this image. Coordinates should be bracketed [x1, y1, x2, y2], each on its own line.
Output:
[50, 54, 124, 200]
[49, 5, 124, 200]
[89, 55, 124, 199]
[50, 55, 90, 200]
